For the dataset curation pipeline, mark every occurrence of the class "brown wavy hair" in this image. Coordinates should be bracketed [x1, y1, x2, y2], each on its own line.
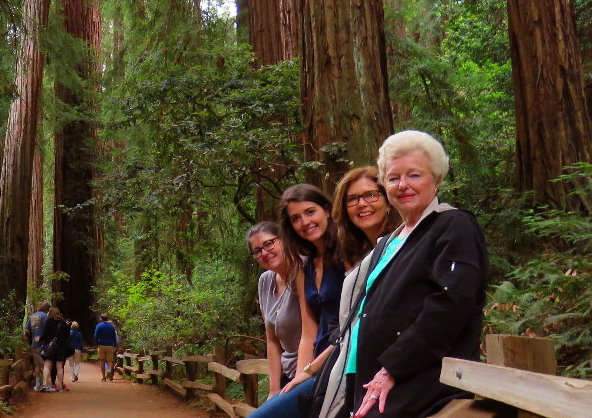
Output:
[48, 307, 63, 321]
[278, 184, 342, 285]
[332, 166, 399, 267]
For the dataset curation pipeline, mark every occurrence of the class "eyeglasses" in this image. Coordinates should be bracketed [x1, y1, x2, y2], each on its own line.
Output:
[251, 237, 279, 258]
[345, 190, 382, 207]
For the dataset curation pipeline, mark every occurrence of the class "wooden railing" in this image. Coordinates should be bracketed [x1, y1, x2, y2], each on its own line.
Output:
[0, 349, 33, 406]
[114, 345, 268, 417]
[434, 335, 592, 418]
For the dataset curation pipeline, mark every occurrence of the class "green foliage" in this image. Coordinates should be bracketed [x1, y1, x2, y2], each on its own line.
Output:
[485, 202, 592, 378]
[0, 400, 15, 416]
[98, 262, 248, 351]
[384, 0, 515, 213]
[0, 291, 25, 356]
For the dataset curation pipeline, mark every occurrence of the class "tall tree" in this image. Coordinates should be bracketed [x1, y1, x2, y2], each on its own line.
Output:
[53, 0, 101, 333]
[247, 0, 300, 66]
[247, 0, 301, 221]
[0, 0, 50, 302]
[27, 142, 43, 289]
[300, 0, 393, 192]
[508, 0, 592, 213]
[248, 0, 283, 67]
[279, 0, 300, 60]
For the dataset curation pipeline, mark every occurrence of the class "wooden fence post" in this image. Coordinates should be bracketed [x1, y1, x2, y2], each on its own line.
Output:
[150, 351, 160, 385]
[124, 351, 133, 377]
[485, 334, 556, 374]
[165, 346, 173, 380]
[213, 346, 227, 397]
[184, 356, 197, 400]
[0, 359, 11, 386]
[485, 335, 555, 418]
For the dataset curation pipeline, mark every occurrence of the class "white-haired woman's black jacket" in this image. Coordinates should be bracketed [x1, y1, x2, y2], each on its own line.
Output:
[349, 204, 488, 417]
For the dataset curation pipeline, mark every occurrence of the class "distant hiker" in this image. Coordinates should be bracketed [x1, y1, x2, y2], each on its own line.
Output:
[94, 313, 117, 382]
[105, 320, 121, 381]
[24, 301, 50, 391]
[67, 321, 84, 382]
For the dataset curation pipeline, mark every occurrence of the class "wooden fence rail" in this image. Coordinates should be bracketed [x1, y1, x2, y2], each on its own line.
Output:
[434, 335, 592, 418]
[115, 346, 268, 417]
[113, 334, 592, 417]
[0, 349, 33, 406]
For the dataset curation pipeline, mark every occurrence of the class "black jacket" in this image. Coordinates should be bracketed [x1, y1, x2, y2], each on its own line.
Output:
[40, 318, 71, 361]
[353, 209, 488, 417]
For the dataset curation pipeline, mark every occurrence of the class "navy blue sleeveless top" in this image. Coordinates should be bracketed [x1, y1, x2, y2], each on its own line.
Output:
[304, 258, 344, 356]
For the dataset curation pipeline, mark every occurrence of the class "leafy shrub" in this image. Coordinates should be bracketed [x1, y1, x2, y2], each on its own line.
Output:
[0, 292, 25, 356]
[485, 206, 592, 378]
[101, 260, 247, 352]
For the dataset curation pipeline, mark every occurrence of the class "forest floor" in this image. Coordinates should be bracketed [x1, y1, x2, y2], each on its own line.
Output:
[10, 361, 219, 417]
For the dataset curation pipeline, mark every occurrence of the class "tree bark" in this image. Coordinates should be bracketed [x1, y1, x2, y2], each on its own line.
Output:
[0, 0, 50, 302]
[27, 143, 44, 289]
[54, 0, 101, 334]
[279, 0, 300, 60]
[247, 0, 301, 221]
[508, 0, 592, 213]
[301, 0, 393, 192]
[248, 0, 283, 66]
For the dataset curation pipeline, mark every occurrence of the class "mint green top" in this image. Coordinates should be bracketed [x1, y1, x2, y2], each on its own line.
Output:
[345, 236, 407, 374]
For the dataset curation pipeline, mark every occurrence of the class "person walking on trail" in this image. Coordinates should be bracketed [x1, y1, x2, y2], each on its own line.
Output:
[24, 301, 50, 391]
[40, 307, 71, 392]
[94, 313, 117, 382]
[67, 321, 84, 382]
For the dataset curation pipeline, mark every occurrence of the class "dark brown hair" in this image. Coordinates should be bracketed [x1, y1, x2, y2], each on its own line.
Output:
[332, 166, 398, 266]
[48, 307, 63, 321]
[278, 184, 341, 284]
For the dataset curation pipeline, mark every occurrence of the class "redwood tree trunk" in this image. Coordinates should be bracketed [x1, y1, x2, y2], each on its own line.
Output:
[248, 0, 301, 221]
[27, 144, 44, 289]
[509, 0, 592, 212]
[301, 0, 393, 192]
[248, 0, 283, 67]
[0, 0, 50, 302]
[279, 0, 300, 60]
[54, 0, 101, 334]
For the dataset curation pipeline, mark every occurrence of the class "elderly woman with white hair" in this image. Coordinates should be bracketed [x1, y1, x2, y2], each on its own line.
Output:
[325, 130, 488, 418]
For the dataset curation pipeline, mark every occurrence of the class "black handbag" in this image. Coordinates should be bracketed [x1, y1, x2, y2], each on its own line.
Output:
[40, 337, 57, 359]
[40, 322, 63, 359]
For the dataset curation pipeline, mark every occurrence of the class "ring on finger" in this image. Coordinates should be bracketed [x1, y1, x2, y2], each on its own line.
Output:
[370, 395, 378, 400]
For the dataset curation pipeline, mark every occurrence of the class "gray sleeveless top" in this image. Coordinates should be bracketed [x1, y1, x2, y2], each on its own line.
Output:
[258, 270, 301, 378]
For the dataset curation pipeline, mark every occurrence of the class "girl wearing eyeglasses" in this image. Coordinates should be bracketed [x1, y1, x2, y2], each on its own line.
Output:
[246, 222, 301, 400]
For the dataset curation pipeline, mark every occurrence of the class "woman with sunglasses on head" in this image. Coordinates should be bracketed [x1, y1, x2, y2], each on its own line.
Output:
[247, 222, 301, 400]
[249, 184, 345, 418]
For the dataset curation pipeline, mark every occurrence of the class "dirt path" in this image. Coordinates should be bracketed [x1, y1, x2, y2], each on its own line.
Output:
[12, 362, 214, 417]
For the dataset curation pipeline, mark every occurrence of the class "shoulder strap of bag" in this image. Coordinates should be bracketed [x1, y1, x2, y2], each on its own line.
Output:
[309, 235, 392, 412]
[333, 233, 391, 345]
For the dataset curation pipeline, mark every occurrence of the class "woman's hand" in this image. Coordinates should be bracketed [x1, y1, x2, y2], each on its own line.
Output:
[280, 371, 311, 394]
[354, 367, 395, 417]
